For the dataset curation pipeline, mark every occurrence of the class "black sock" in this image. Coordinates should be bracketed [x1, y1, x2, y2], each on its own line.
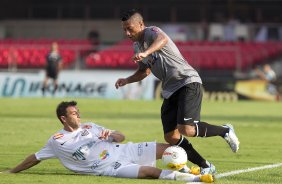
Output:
[196, 121, 229, 137]
[176, 136, 209, 168]
[41, 87, 45, 96]
[52, 85, 58, 96]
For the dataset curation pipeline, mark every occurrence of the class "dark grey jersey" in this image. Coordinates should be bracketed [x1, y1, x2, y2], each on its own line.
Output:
[134, 26, 202, 99]
[46, 51, 62, 71]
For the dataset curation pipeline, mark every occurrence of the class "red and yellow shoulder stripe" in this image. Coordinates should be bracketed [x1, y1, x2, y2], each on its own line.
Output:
[53, 133, 64, 140]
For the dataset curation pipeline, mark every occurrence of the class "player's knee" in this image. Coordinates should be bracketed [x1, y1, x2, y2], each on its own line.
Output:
[164, 133, 180, 145]
[138, 166, 160, 179]
[164, 135, 172, 144]
[177, 125, 196, 137]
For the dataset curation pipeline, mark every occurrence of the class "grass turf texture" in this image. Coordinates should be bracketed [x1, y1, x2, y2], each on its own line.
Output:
[0, 98, 281, 184]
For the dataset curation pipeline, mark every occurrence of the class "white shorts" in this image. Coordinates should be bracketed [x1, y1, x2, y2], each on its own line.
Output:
[110, 142, 156, 178]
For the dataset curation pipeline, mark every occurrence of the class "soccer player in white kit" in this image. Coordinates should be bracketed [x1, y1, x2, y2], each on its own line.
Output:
[2, 101, 213, 183]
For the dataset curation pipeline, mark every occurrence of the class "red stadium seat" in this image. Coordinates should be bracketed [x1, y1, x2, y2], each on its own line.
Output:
[58, 39, 282, 70]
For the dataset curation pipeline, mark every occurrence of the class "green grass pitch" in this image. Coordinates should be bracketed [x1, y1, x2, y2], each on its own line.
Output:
[0, 98, 281, 184]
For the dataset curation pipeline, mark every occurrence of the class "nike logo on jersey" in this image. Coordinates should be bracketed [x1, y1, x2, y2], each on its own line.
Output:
[60, 135, 77, 145]
[60, 138, 74, 145]
[60, 141, 68, 145]
[184, 118, 192, 121]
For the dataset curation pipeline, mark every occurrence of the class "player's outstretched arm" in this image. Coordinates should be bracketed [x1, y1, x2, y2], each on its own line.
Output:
[126, 68, 150, 83]
[115, 67, 150, 89]
[8, 154, 41, 173]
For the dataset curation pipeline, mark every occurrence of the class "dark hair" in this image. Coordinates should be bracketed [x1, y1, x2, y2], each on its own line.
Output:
[56, 101, 77, 123]
[121, 9, 140, 21]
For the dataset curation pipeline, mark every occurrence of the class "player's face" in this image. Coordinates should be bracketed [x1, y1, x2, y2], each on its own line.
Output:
[51, 42, 58, 51]
[64, 106, 81, 129]
[122, 19, 143, 41]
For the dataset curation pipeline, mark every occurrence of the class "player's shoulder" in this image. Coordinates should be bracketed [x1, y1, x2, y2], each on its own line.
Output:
[51, 130, 65, 141]
[80, 122, 101, 129]
[144, 26, 164, 41]
[81, 122, 94, 129]
[146, 26, 162, 33]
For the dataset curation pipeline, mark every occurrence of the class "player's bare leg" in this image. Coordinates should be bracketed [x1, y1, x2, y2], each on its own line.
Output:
[155, 143, 170, 159]
[41, 77, 49, 96]
[52, 79, 58, 96]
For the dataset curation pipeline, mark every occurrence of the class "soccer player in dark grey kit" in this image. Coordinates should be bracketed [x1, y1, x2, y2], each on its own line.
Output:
[42, 42, 63, 96]
[115, 9, 240, 175]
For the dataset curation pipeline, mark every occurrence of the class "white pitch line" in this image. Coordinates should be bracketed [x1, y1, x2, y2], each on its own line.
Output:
[186, 163, 282, 184]
[216, 162, 282, 179]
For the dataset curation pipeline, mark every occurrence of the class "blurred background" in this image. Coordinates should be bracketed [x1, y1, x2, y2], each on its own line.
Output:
[0, 0, 281, 101]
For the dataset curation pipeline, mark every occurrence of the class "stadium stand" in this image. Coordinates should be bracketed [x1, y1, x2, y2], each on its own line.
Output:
[1, 38, 281, 72]
[85, 40, 136, 69]
[0, 39, 92, 69]
[85, 40, 282, 71]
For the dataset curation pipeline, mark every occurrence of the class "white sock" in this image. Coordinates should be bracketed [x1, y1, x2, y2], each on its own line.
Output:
[159, 170, 176, 180]
[159, 170, 200, 182]
[175, 171, 200, 182]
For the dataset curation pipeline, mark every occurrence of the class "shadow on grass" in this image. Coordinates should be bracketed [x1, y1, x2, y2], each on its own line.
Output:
[22, 171, 79, 176]
[21, 171, 114, 179]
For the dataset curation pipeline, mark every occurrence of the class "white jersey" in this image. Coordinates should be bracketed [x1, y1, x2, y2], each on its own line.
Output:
[35, 122, 126, 176]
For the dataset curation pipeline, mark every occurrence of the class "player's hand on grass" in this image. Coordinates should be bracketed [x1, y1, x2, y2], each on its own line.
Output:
[115, 78, 128, 89]
[0, 169, 12, 174]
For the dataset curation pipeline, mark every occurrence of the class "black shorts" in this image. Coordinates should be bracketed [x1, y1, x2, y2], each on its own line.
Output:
[161, 82, 203, 134]
[46, 69, 58, 79]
